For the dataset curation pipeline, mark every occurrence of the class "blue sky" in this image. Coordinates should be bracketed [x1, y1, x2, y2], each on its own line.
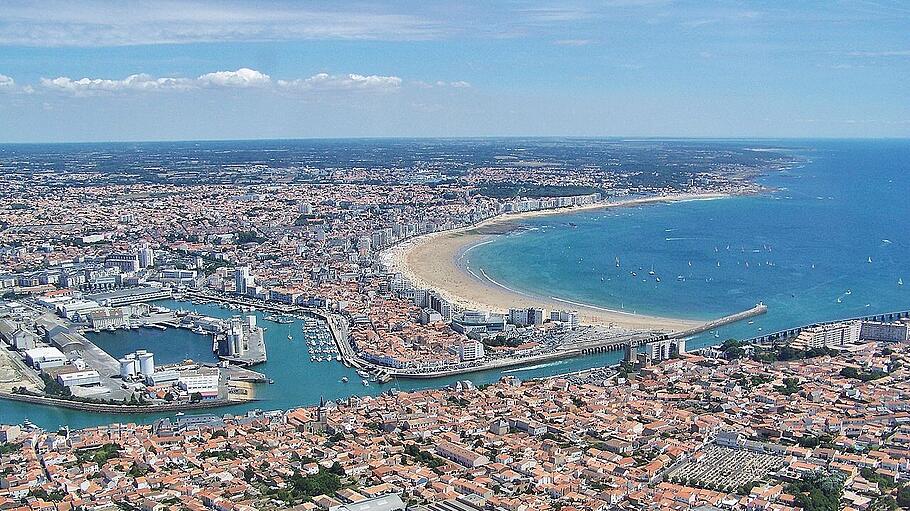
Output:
[0, 0, 908, 142]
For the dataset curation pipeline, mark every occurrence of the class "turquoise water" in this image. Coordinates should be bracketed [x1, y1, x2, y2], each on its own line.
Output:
[468, 139, 910, 341]
[3, 139, 909, 430]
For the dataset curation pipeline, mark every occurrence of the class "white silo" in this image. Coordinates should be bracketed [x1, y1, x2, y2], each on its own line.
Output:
[119, 355, 137, 379]
[137, 350, 155, 376]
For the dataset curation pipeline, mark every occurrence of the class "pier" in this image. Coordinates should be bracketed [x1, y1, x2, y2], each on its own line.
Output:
[573, 303, 767, 355]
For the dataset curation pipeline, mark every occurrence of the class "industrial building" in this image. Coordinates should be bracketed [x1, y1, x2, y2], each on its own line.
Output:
[119, 350, 156, 380]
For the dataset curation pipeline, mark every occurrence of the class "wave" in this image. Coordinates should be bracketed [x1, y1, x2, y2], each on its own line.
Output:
[548, 295, 636, 316]
[502, 361, 565, 373]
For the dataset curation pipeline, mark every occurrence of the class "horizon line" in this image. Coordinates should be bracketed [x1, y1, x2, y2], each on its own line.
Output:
[2, 135, 909, 146]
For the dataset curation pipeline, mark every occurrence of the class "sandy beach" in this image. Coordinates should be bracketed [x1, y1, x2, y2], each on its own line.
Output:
[382, 192, 733, 331]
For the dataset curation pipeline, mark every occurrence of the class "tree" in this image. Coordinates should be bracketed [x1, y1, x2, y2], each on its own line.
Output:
[896, 485, 910, 508]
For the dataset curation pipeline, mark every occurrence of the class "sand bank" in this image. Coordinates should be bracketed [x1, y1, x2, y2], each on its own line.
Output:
[382, 193, 735, 331]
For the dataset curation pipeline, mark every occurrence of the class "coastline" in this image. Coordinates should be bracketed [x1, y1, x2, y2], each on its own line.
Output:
[381, 192, 735, 331]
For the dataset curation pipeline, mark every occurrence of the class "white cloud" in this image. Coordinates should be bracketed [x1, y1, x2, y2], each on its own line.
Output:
[197, 68, 271, 88]
[0, 74, 14, 90]
[277, 73, 402, 92]
[40, 73, 195, 94]
[0, 1, 442, 47]
[847, 50, 910, 57]
[553, 39, 593, 46]
[34, 69, 427, 96]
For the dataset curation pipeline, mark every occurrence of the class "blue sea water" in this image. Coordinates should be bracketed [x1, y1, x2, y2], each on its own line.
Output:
[467, 139, 910, 341]
[3, 139, 908, 430]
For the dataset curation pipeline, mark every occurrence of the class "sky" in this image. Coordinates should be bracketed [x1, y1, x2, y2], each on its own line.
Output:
[0, 0, 908, 142]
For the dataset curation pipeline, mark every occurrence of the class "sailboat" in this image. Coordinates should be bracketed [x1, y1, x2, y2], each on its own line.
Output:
[900, 278, 904, 286]
[868, 257, 873, 263]
[615, 256, 620, 268]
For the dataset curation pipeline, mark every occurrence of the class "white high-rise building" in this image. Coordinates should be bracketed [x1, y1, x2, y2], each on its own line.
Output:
[234, 266, 251, 295]
[459, 339, 486, 362]
[138, 246, 155, 268]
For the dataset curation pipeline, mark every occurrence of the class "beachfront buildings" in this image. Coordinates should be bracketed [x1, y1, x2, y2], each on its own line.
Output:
[791, 320, 861, 350]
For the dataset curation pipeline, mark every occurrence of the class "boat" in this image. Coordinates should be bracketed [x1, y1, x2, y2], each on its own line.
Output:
[868, 257, 873, 263]
[341, 376, 349, 383]
[655, 277, 660, 283]
[615, 257, 620, 267]
[747, 320, 754, 325]
[287, 335, 293, 340]
[900, 278, 904, 286]
[268, 379, 275, 384]
[845, 289, 852, 295]
[837, 297, 842, 303]
[630, 271, 637, 277]
[357, 369, 370, 378]
[362, 379, 369, 386]
[175, 412, 185, 417]
[276, 316, 294, 324]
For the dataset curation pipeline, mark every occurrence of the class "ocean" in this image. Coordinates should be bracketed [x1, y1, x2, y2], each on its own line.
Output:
[467, 139, 910, 341]
[3, 139, 908, 430]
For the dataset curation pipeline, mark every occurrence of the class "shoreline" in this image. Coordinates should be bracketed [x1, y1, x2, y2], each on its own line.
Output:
[381, 191, 739, 331]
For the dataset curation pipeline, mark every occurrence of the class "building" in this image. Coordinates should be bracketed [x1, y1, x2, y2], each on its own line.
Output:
[334, 494, 405, 511]
[550, 310, 579, 329]
[25, 346, 67, 370]
[0, 319, 38, 351]
[458, 339, 486, 362]
[177, 369, 220, 399]
[105, 252, 139, 273]
[87, 286, 172, 307]
[860, 321, 909, 342]
[451, 311, 505, 336]
[419, 308, 443, 325]
[435, 440, 490, 468]
[234, 266, 251, 296]
[137, 246, 155, 268]
[793, 321, 861, 350]
[52, 367, 101, 388]
[88, 309, 125, 329]
[508, 307, 547, 327]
